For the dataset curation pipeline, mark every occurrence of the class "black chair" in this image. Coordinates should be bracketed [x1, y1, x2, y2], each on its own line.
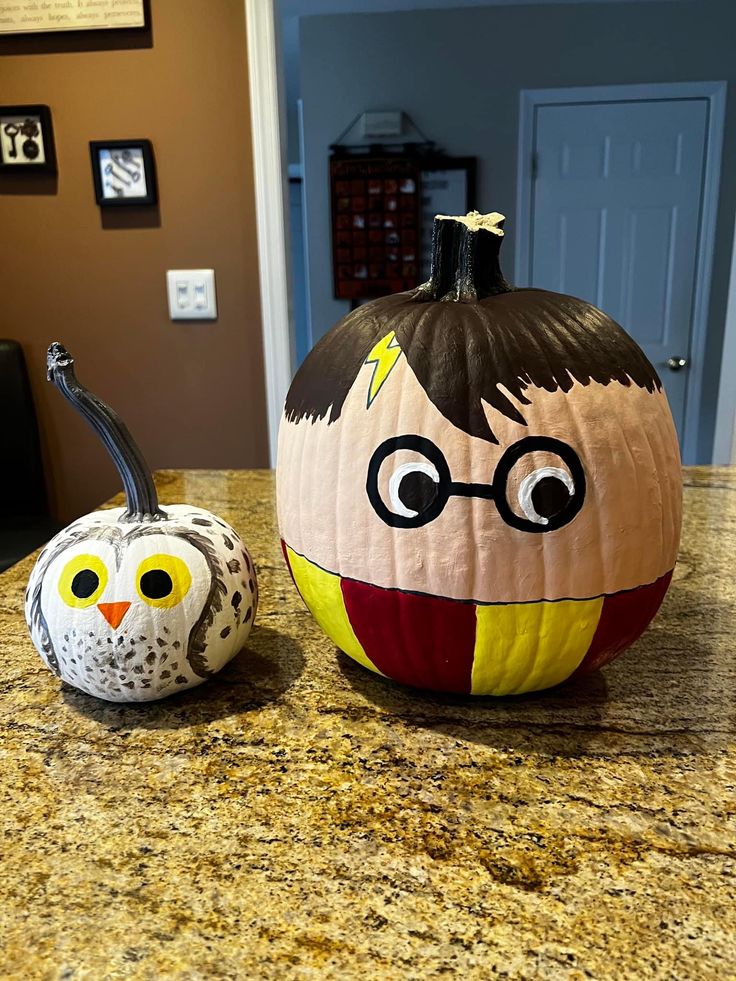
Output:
[0, 340, 63, 572]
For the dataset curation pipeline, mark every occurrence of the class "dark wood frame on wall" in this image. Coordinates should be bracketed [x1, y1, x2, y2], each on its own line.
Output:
[0, 0, 150, 35]
[0, 104, 57, 175]
[90, 139, 157, 207]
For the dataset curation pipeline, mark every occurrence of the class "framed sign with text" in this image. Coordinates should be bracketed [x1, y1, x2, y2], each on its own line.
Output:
[0, 0, 147, 34]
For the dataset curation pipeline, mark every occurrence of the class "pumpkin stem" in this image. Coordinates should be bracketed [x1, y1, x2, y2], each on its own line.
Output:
[46, 342, 166, 523]
[414, 211, 512, 302]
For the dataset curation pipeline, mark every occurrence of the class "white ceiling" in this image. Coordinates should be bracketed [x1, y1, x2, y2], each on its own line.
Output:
[279, 0, 686, 17]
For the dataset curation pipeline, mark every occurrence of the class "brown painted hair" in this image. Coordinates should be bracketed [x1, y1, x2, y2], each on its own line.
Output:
[285, 215, 661, 444]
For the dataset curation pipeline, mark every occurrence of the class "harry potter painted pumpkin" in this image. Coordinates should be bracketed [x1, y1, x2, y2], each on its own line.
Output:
[277, 212, 682, 696]
[26, 343, 258, 703]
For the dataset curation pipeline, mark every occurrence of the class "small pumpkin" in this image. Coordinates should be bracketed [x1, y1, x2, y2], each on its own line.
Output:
[26, 343, 258, 703]
[277, 211, 682, 696]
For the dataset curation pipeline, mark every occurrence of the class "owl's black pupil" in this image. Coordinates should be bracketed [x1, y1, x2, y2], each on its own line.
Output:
[398, 470, 438, 514]
[531, 476, 572, 519]
[71, 569, 99, 599]
[140, 570, 173, 599]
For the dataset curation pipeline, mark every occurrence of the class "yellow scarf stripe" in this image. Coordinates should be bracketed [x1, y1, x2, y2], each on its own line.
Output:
[284, 546, 383, 675]
[471, 597, 604, 695]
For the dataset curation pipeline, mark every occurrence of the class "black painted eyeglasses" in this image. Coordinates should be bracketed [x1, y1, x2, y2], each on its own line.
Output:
[366, 434, 586, 533]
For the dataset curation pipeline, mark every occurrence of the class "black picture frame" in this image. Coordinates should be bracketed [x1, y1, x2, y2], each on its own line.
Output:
[0, 104, 57, 175]
[89, 139, 157, 207]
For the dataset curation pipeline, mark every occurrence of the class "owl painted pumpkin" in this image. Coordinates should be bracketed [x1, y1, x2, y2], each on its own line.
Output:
[277, 212, 682, 696]
[26, 343, 258, 703]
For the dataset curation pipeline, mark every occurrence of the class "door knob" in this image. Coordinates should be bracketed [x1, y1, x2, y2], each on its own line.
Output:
[666, 356, 688, 371]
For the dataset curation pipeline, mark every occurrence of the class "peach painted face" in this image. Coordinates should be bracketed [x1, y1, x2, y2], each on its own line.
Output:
[277, 349, 682, 604]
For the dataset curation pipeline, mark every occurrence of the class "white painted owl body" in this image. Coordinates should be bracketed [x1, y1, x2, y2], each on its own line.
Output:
[26, 505, 257, 703]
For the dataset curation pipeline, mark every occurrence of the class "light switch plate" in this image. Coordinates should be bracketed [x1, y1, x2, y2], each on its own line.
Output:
[166, 269, 217, 320]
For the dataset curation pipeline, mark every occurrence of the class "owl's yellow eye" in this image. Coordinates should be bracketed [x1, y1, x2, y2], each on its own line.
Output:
[136, 553, 192, 608]
[58, 554, 108, 609]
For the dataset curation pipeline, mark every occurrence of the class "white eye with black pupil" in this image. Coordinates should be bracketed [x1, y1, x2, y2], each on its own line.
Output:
[518, 467, 575, 525]
[388, 461, 440, 518]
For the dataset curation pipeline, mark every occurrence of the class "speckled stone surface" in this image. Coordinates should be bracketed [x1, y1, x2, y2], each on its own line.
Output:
[1, 468, 734, 980]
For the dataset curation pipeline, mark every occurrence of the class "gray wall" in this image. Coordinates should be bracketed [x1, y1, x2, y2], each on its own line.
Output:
[300, 0, 736, 462]
[280, 14, 302, 165]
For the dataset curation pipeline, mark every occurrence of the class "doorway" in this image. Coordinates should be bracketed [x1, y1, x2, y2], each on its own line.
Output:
[516, 82, 726, 464]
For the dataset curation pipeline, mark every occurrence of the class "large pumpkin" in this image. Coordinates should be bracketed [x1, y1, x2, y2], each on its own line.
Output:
[26, 343, 258, 703]
[277, 212, 681, 696]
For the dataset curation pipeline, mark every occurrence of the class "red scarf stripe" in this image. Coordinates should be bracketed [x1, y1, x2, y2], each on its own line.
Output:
[340, 578, 477, 694]
[573, 570, 673, 676]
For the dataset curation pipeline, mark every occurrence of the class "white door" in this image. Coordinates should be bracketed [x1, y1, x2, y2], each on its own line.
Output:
[529, 98, 709, 445]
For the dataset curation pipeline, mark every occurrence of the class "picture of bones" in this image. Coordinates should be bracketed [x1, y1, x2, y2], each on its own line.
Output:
[97, 146, 148, 200]
[0, 115, 46, 165]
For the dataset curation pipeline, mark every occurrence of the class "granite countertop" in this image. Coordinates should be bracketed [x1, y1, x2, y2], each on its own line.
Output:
[1, 468, 734, 979]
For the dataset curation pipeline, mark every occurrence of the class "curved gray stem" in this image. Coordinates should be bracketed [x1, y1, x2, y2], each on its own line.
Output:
[47, 342, 166, 523]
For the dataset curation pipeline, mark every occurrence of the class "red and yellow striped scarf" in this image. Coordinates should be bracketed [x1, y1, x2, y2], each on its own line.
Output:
[282, 541, 672, 696]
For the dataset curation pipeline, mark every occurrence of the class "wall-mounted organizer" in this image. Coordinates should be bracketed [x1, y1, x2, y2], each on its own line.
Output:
[331, 154, 421, 301]
[329, 112, 476, 303]
[0, 105, 57, 175]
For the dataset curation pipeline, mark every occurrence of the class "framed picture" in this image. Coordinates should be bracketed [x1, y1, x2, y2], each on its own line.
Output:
[0, 0, 147, 35]
[89, 139, 157, 206]
[0, 104, 56, 174]
[418, 156, 476, 280]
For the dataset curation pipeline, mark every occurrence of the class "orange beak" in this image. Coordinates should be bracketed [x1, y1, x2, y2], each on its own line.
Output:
[97, 601, 131, 630]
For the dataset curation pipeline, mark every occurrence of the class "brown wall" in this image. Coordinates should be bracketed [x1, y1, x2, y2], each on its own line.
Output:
[0, 0, 268, 523]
